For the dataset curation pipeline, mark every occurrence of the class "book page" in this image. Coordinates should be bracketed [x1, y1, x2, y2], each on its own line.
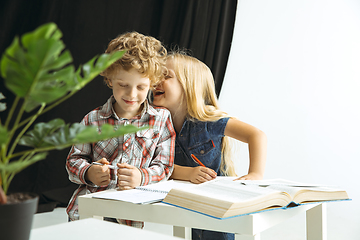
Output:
[178, 179, 282, 202]
[237, 179, 348, 201]
[164, 177, 349, 218]
[237, 178, 332, 187]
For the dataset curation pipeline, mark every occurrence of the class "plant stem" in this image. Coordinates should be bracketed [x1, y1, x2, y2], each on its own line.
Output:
[7, 152, 35, 189]
[7, 104, 46, 159]
[1, 172, 9, 194]
[4, 96, 20, 129]
[2, 97, 20, 160]
[9, 143, 72, 160]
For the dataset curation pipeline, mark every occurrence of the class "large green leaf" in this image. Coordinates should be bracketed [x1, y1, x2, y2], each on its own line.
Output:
[0, 153, 48, 172]
[73, 50, 125, 91]
[0, 23, 74, 112]
[73, 124, 148, 144]
[19, 120, 148, 150]
[42, 123, 84, 149]
[19, 119, 66, 148]
[0, 23, 125, 113]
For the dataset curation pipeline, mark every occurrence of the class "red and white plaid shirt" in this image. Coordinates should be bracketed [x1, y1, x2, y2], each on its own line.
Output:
[66, 96, 175, 223]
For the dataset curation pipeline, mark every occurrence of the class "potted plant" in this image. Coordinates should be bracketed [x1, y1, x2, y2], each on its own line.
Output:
[0, 22, 147, 240]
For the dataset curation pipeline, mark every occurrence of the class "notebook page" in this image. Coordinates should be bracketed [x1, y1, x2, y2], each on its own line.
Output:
[93, 180, 193, 204]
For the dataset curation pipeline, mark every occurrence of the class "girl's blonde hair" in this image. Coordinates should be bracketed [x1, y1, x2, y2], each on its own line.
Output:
[101, 32, 167, 88]
[168, 52, 237, 176]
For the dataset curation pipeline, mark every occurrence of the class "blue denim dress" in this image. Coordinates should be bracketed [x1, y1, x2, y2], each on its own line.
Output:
[175, 117, 234, 240]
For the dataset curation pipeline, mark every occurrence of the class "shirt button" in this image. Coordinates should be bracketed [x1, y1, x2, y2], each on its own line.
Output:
[200, 150, 205, 154]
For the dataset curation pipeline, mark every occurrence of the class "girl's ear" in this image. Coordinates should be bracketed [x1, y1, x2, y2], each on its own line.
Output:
[107, 78, 113, 87]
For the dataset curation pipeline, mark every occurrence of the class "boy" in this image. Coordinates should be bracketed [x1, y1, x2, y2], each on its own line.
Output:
[66, 32, 175, 227]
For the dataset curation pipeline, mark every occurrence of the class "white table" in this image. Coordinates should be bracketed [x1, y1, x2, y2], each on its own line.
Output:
[78, 190, 327, 240]
[30, 218, 182, 240]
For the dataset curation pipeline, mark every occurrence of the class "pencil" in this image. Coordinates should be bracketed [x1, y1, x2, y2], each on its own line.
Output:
[191, 154, 206, 167]
[92, 162, 118, 169]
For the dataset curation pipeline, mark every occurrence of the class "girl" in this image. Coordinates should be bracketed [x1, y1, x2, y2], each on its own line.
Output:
[152, 52, 267, 240]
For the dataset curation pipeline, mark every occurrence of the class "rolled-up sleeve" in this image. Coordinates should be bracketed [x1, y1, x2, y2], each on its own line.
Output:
[66, 142, 93, 185]
[65, 115, 95, 186]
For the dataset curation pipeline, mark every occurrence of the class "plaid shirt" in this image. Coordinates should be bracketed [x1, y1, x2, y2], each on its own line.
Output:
[66, 96, 175, 224]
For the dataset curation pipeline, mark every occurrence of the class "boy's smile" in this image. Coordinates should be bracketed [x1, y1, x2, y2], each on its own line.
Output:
[123, 99, 136, 105]
[109, 68, 150, 119]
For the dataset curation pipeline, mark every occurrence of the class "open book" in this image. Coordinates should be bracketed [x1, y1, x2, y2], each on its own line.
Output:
[92, 180, 192, 204]
[162, 178, 350, 219]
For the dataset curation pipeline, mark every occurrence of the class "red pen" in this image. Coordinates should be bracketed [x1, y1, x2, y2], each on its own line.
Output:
[191, 154, 206, 167]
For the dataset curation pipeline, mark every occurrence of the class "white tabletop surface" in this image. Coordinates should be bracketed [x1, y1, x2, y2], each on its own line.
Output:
[30, 218, 181, 240]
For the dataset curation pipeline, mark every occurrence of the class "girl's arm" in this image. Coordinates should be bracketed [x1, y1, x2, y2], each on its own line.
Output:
[170, 164, 217, 184]
[224, 118, 267, 180]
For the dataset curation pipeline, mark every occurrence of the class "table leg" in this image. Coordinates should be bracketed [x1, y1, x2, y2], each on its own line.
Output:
[306, 203, 327, 240]
[173, 226, 191, 239]
[235, 233, 261, 240]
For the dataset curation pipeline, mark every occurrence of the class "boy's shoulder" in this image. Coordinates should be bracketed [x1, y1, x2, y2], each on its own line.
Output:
[148, 105, 171, 117]
[81, 106, 105, 124]
[81, 98, 112, 124]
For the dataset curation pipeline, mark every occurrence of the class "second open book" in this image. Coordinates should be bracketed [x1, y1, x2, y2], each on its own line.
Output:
[93, 177, 349, 219]
[162, 177, 349, 219]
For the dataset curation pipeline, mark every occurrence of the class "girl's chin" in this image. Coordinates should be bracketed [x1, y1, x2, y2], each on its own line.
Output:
[152, 100, 160, 106]
[152, 95, 162, 102]
[152, 99, 164, 107]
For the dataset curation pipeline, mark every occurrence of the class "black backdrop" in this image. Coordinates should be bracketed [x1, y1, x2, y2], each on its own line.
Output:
[0, 0, 237, 211]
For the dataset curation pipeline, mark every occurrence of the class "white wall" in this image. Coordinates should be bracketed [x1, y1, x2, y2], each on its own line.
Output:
[219, 0, 360, 239]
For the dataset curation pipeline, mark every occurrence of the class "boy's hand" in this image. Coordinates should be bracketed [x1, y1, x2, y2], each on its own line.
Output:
[117, 163, 142, 190]
[188, 166, 217, 184]
[85, 158, 111, 186]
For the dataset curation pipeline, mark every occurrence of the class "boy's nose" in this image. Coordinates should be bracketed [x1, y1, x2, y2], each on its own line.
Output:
[127, 87, 137, 98]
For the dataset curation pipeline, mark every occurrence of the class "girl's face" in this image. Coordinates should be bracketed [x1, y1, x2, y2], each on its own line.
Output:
[152, 59, 185, 114]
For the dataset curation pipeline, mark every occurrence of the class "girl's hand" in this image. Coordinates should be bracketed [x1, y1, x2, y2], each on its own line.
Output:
[188, 166, 217, 184]
[117, 163, 142, 190]
[236, 172, 263, 180]
[85, 158, 111, 186]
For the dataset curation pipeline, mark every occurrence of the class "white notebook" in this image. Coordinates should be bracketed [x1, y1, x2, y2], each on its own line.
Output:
[92, 180, 192, 204]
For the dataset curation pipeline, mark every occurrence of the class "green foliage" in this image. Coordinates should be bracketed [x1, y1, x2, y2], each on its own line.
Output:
[0, 23, 148, 194]
[0, 93, 6, 112]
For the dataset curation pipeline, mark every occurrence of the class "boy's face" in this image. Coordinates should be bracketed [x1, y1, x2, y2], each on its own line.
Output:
[109, 68, 150, 119]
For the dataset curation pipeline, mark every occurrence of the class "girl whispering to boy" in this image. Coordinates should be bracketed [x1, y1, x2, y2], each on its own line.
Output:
[152, 52, 267, 240]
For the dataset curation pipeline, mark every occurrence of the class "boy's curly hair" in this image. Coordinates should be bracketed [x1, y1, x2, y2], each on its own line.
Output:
[100, 32, 167, 88]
